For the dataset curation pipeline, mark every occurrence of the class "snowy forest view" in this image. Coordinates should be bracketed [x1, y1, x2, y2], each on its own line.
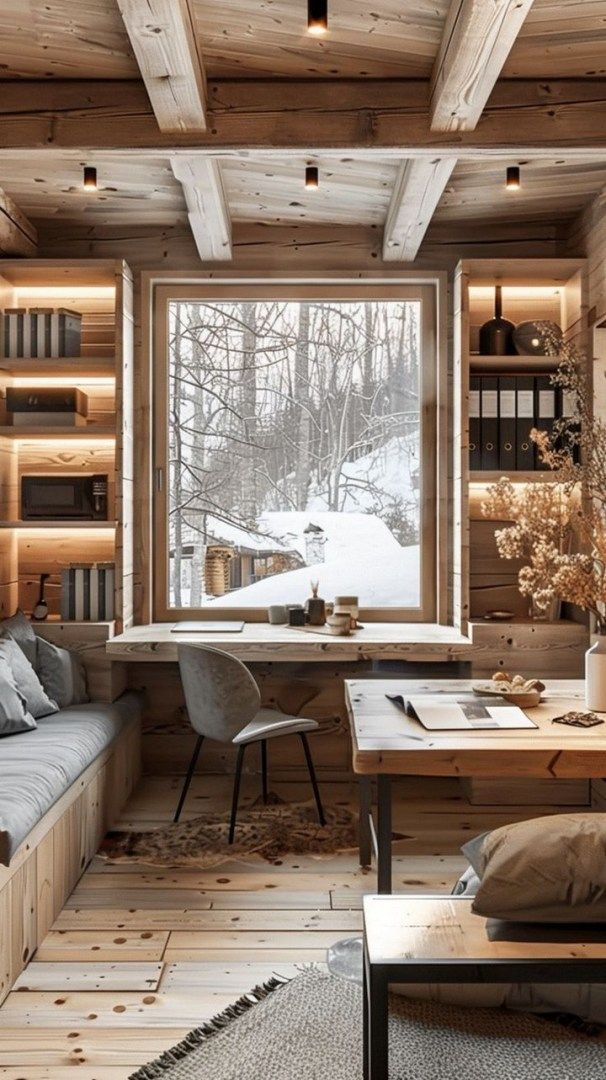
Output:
[167, 298, 422, 609]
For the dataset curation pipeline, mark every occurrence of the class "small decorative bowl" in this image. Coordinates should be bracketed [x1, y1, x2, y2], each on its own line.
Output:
[473, 682, 543, 708]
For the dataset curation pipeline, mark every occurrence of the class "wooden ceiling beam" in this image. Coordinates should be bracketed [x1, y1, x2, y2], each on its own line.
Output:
[170, 156, 232, 261]
[431, 0, 536, 131]
[116, 0, 206, 133]
[0, 79, 604, 154]
[0, 186, 37, 256]
[383, 158, 457, 261]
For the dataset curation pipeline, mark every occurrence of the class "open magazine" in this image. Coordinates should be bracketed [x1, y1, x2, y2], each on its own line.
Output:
[386, 692, 538, 731]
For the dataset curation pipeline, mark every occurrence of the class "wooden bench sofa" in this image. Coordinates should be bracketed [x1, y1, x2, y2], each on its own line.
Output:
[0, 628, 140, 1005]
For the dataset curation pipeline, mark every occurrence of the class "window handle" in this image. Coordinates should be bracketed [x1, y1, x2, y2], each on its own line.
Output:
[155, 467, 164, 493]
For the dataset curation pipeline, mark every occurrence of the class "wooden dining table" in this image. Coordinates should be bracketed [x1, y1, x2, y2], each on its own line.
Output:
[345, 678, 606, 894]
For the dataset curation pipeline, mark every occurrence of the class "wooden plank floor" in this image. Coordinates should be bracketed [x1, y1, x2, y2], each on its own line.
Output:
[0, 772, 585, 1078]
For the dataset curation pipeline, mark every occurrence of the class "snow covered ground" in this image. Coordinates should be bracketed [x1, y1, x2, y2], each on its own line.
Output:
[205, 511, 420, 608]
[171, 434, 422, 608]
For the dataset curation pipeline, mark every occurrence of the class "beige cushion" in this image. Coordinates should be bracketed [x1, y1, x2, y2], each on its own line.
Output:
[463, 813, 606, 922]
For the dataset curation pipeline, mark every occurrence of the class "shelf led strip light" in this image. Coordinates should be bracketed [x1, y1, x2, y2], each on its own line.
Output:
[469, 286, 562, 300]
[12, 287, 116, 300]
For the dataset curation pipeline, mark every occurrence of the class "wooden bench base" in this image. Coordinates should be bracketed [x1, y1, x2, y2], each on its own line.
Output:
[0, 714, 141, 1004]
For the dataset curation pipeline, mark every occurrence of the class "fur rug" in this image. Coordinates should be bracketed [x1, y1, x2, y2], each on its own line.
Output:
[100, 797, 357, 868]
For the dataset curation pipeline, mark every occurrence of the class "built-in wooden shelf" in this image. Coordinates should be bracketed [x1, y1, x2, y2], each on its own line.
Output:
[0, 425, 115, 438]
[0, 258, 133, 627]
[469, 470, 554, 483]
[0, 357, 115, 377]
[39, 618, 116, 629]
[469, 355, 561, 372]
[0, 520, 117, 529]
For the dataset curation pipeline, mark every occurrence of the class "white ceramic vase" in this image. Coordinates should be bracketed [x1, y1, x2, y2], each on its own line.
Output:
[585, 634, 606, 711]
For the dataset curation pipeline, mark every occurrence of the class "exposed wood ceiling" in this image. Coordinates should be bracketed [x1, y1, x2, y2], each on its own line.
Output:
[2, 154, 606, 233]
[220, 157, 398, 225]
[0, 0, 605, 263]
[437, 159, 606, 223]
[0, 155, 185, 224]
[1, 0, 605, 81]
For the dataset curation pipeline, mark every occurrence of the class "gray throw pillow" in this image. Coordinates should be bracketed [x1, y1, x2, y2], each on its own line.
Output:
[0, 635, 58, 719]
[36, 636, 89, 708]
[0, 609, 37, 666]
[0, 653, 36, 736]
[462, 813, 606, 922]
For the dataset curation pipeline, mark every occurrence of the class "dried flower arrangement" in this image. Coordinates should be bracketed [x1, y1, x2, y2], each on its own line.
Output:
[481, 325, 606, 632]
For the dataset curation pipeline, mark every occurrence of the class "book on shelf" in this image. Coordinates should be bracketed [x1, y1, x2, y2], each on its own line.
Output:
[469, 375, 481, 470]
[2, 308, 82, 359]
[60, 562, 115, 621]
[480, 376, 499, 471]
[470, 372, 569, 473]
[498, 375, 516, 472]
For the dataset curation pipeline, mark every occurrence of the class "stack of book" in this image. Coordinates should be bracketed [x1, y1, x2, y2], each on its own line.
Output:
[469, 373, 576, 471]
[2, 308, 82, 358]
[60, 563, 115, 621]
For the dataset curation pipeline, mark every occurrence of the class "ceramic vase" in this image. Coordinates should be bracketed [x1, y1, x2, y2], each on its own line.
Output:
[585, 634, 606, 712]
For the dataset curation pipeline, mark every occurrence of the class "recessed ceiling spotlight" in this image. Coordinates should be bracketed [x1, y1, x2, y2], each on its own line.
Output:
[506, 165, 521, 192]
[307, 0, 328, 35]
[305, 165, 319, 189]
[83, 166, 98, 191]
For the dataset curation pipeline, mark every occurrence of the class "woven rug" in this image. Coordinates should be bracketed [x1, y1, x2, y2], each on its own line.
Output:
[100, 799, 357, 868]
[130, 968, 606, 1080]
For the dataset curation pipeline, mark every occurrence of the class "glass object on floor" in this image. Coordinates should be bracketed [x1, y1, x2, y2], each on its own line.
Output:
[326, 936, 363, 983]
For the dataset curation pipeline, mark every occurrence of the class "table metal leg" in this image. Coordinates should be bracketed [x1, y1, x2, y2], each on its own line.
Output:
[359, 775, 372, 868]
[368, 962, 389, 1080]
[377, 774, 392, 894]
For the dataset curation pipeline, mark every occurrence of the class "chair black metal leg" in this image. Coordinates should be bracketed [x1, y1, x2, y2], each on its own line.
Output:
[229, 744, 247, 844]
[174, 735, 204, 823]
[261, 740, 268, 804]
[299, 732, 326, 826]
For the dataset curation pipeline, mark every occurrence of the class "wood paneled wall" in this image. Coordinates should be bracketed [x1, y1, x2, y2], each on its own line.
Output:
[31, 207, 597, 783]
[566, 188, 606, 324]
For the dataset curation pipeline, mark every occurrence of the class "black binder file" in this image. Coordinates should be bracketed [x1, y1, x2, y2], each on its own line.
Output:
[516, 375, 535, 470]
[481, 376, 499, 470]
[469, 375, 481, 470]
[499, 375, 516, 472]
[536, 375, 556, 470]
[560, 387, 580, 464]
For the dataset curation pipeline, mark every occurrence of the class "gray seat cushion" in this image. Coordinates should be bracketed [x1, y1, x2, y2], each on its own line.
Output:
[233, 708, 319, 744]
[0, 691, 142, 865]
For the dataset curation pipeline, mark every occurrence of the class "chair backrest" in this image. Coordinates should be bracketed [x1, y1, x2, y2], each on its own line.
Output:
[177, 644, 261, 743]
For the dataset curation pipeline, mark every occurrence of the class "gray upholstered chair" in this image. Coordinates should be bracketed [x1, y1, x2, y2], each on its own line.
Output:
[175, 643, 325, 840]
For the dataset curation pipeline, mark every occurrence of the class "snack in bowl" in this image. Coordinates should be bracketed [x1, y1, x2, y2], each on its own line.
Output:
[472, 672, 546, 708]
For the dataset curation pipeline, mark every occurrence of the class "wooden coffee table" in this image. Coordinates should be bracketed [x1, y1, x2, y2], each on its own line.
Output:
[362, 894, 606, 1080]
[346, 678, 606, 893]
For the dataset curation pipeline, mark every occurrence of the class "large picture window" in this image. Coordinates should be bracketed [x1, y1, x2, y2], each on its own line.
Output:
[154, 284, 438, 620]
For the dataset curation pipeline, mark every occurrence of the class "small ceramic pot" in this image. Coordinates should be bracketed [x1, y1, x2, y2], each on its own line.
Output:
[334, 595, 359, 626]
[268, 605, 288, 625]
[326, 613, 351, 636]
[288, 606, 306, 627]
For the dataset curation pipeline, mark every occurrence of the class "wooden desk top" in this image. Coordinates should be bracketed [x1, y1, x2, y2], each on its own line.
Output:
[345, 678, 606, 777]
[106, 623, 473, 664]
[363, 896, 606, 965]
